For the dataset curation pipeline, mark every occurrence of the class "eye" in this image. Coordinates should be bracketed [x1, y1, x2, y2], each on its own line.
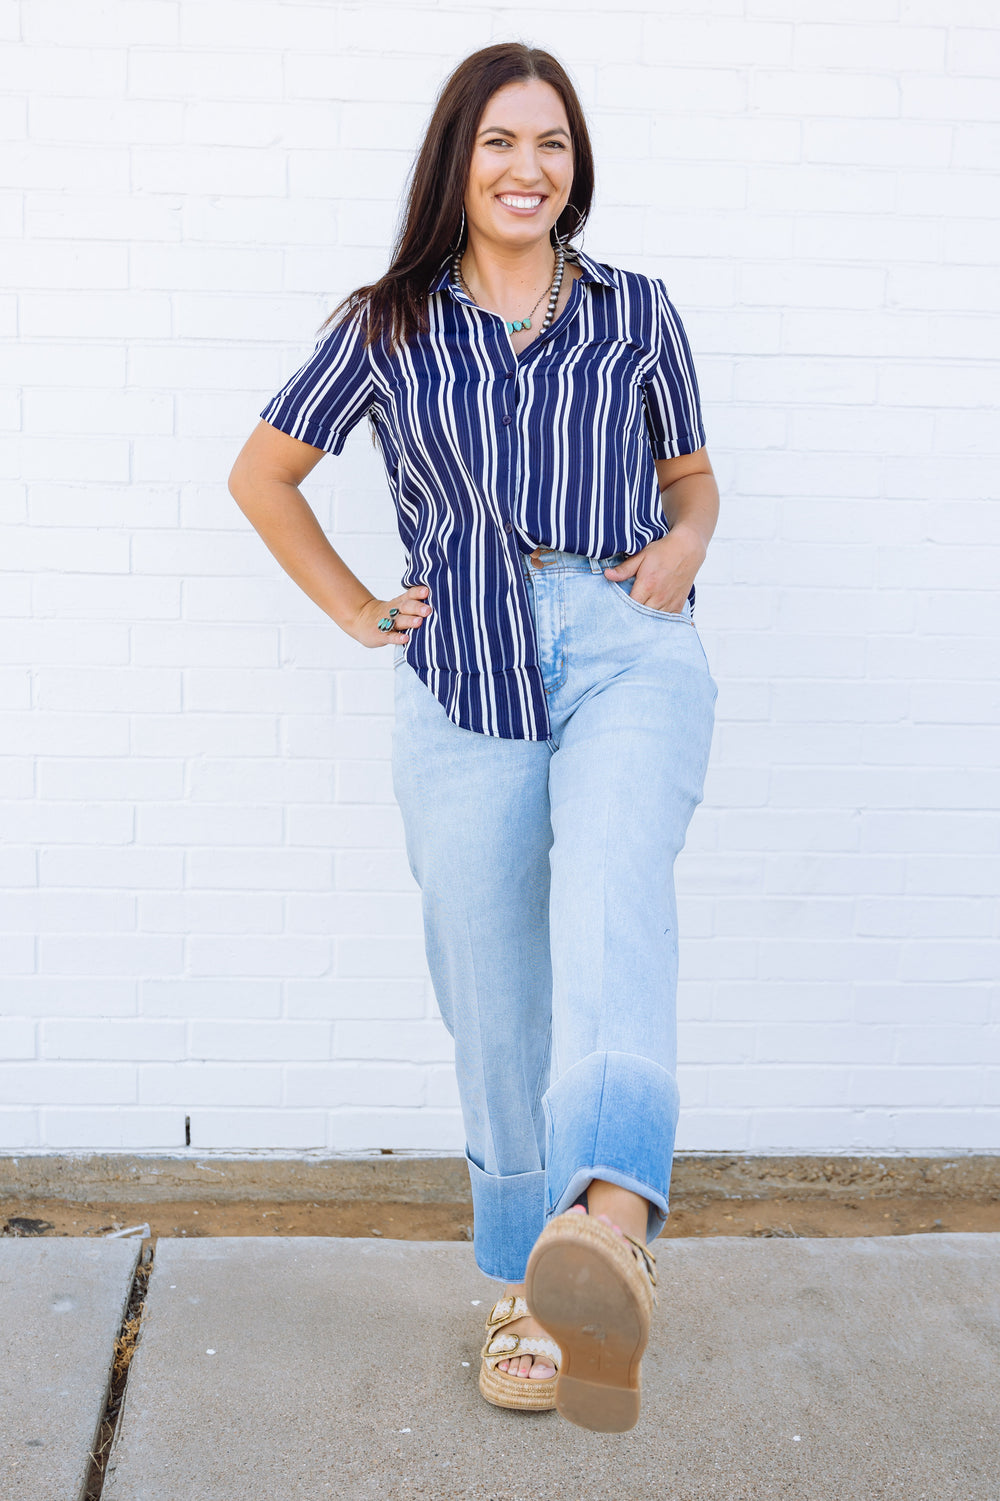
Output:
[485, 137, 511, 148]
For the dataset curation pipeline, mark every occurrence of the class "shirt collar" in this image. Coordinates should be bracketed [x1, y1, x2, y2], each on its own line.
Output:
[429, 243, 614, 296]
[568, 246, 615, 287]
[429, 257, 454, 294]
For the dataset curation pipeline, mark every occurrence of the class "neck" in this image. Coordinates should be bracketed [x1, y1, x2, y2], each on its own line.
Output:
[458, 233, 558, 308]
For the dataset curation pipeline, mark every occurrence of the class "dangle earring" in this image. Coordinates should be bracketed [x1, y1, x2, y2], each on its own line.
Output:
[450, 206, 467, 258]
[553, 205, 584, 253]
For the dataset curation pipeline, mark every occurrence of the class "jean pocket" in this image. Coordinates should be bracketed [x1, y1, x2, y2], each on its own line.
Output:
[608, 575, 692, 623]
[393, 642, 408, 667]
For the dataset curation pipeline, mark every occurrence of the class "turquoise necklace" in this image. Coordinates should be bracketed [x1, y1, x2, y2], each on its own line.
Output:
[453, 245, 566, 335]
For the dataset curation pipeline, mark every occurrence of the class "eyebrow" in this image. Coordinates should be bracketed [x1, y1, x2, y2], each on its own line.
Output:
[477, 125, 570, 138]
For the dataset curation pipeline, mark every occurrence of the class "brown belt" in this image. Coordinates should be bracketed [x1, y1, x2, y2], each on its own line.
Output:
[528, 544, 559, 569]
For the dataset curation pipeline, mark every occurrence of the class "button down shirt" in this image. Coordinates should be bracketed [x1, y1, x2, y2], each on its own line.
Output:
[259, 247, 707, 741]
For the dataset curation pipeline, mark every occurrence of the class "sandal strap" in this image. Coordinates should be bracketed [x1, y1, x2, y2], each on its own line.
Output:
[481, 1330, 562, 1370]
[486, 1294, 528, 1327]
[481, 1295, 563, 1372]
[621, 1230, 659, 1304]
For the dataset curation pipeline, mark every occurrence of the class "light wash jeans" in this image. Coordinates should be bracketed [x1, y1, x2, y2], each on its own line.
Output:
[390, 545, 718, 1284]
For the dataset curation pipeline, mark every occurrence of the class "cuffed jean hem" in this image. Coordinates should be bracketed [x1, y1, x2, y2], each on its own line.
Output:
[550, 1165, 669, 1244]
[464, 1149, 546, 1284]
[542, 1051, 680, 1245]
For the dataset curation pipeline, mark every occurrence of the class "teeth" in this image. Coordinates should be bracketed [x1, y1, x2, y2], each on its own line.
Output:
[500, 195, 542, 209]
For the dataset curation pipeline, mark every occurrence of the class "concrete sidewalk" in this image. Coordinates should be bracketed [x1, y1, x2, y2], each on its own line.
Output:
[2, 1233, 998, 1499]
[0, 1237, 140, 1501]
[99, 1233, 998, 1501]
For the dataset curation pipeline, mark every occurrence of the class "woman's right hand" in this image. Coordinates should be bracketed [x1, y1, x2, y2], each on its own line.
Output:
[350, 584, 433, 649]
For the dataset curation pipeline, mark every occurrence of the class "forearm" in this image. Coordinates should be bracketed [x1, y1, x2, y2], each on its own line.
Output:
[659, 470, 719, 562]
[229, 476, 374, 633]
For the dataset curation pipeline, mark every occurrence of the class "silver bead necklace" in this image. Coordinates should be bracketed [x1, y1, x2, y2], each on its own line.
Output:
[452, 244, 567, 336]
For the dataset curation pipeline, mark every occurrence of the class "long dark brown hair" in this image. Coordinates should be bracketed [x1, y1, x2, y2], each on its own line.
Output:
[319, 43, 595, 356]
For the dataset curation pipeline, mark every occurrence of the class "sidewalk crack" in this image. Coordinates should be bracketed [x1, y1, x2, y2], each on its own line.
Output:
[82, 1237, 154, 1500]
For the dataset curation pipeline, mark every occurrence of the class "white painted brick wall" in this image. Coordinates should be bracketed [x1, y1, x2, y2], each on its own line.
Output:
[2, 0, 998, 1157]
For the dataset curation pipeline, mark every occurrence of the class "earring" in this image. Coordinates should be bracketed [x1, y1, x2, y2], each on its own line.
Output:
[450, 206, 466, 256]
[554, 205, 584, 251]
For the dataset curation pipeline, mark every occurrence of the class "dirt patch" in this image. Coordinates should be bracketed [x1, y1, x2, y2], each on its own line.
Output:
[3, 1194, 999, 1242]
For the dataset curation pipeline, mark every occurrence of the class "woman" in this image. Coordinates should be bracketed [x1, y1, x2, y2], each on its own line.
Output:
[229, 43, 719, 1433]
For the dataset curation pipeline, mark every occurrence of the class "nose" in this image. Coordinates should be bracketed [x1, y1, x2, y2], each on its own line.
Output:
[507, 145, 545, 184]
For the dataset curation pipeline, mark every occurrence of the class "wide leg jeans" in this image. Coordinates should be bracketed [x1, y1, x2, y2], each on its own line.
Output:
[390, 545, 718, 1284]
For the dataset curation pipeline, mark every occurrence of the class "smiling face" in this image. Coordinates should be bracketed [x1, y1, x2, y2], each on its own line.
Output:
[464, 78, 575, 252]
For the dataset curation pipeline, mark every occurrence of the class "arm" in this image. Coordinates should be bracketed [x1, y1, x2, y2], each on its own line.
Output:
[227, 419, 431, 645]
[654, 445, 719, 573]
[602, 446, 719, 613]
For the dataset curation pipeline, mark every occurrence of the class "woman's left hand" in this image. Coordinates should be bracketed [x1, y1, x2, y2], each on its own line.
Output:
[603, 528, 705, 614]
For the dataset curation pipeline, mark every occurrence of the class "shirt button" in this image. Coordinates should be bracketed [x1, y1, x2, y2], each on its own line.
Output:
[504, 522, 513, 533]
[502, 415, 513, 425]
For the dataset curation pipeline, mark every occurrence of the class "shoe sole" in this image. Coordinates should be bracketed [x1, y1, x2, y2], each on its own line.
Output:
[525, 1213, 652, 1433]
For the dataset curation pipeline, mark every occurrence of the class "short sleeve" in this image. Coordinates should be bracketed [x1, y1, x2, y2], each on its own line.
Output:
[259, 306, 374, 455]
[642, 280, 706, 459]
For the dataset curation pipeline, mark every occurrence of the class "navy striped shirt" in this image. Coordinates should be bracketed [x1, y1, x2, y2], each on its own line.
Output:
[260, 247, 706, 740]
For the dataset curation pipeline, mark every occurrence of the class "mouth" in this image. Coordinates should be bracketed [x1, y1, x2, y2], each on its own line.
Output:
[496, 193, 546, 216]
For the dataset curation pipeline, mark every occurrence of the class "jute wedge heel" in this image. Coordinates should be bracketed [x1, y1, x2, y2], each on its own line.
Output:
[524, 1210, 658, 1433]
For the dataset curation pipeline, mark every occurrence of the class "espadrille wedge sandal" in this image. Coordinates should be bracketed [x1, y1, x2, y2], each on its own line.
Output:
[478, 1293, 563, 1412]
[524, 1210, 659, 1433]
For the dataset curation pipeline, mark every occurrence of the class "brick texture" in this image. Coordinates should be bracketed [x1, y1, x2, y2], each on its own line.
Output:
[2, 0, 998, 1154]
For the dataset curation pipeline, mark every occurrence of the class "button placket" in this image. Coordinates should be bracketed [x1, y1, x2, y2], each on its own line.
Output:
[497, 346, 520, 541]
[499, 278, 582, 546]
[506, 365, 521, 540]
